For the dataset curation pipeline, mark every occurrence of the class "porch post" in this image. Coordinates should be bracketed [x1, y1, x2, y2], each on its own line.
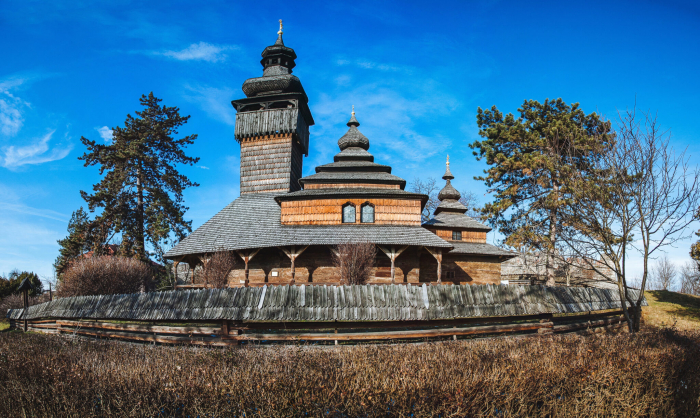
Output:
[378, 246, 408, 284]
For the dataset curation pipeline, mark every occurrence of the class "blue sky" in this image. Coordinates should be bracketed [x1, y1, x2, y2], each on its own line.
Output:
[1, 0, 699, 284]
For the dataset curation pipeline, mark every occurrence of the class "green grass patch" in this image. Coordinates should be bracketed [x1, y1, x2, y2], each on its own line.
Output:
[0, 319, 8, 332]
[644, 290, 700, 330]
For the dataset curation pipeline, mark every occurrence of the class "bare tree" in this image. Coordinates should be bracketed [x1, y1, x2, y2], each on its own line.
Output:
[200, 250, 238, 289]
[331, 242, 376, 285]
[679, 261, 700, 296]
[459, 190, 483, 219]
[649, 255, 677, 290]
[560, 107, 700, 332]
[409, 177, 438, 223]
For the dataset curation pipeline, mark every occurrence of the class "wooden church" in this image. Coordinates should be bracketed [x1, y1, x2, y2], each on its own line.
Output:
[165, 23, 516, 286]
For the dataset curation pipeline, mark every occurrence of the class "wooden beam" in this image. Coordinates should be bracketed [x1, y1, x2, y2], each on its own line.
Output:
[378, 246, 408, 284]
[278, 246, 309, 284]
[237, 249, 261, 287]
[425, 247, 443, 284]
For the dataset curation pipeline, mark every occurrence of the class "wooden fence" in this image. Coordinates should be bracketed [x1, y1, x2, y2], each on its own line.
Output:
[6, 284, 643, 345]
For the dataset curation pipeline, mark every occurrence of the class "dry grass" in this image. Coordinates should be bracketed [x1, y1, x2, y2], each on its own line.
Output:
[643, 290, 700, 331]
[1, 328, 699, 417]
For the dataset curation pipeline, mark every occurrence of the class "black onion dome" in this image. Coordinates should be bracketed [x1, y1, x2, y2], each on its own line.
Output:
[437, 179, 461, 201]
[241, 20, 303, 98]
[338, 108, 370, 151]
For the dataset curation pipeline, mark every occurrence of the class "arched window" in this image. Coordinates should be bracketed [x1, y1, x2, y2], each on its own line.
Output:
[342, 203, 356, 223]
[360, 202, 375, 223]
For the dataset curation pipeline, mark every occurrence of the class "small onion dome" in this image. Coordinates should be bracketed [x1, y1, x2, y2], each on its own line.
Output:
[438, 179, 461, 201]
[437, 155, 461, 201]
[338, 106, 370, 151]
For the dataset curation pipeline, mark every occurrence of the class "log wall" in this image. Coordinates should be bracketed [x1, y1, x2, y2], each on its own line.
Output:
[420, 254, 502, 285]
[227, 246, 422, 285]
[280, 198, 422, 225]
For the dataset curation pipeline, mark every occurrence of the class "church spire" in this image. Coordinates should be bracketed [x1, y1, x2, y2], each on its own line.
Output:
[275, 19, 284, 46]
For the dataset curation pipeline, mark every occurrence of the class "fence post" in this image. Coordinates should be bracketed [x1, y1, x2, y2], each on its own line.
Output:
[538, 313, 554, 334]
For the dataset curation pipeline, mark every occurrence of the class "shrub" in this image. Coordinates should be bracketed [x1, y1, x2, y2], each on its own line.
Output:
[0, 293, 50, 317]
[200, 251, 238, 288]
[0, 271, 43, 298]
[331, 242, 376, 285]
[58, 256, 153, 297]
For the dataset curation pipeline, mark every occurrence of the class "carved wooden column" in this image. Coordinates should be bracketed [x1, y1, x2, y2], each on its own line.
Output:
[279, 246, 308, 284]
[378, 246, 408, 284]
[426, 248, 443, 284]
[237, 248, 261, 287]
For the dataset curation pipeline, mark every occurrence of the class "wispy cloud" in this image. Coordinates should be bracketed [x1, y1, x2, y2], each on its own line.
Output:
[152, 42, 237, 63]
[182, 84, 236, 125]
[96, 126, 113, 142]
[0, 76, 31, 137]
[0, 130, 73, 170]
[199, 165, 210, 170]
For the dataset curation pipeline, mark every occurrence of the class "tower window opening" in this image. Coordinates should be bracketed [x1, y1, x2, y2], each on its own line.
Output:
[361, 203, 375, 223]
[342, 203, 356, 223]
[452, 231, 462, 240]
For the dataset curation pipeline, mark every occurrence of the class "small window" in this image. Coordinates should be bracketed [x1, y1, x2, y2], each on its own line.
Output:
[342, 203, 356, 223]
[446, 271, 456, 279]
[452, 231, 462, 240]
[361, 203, 375, 223]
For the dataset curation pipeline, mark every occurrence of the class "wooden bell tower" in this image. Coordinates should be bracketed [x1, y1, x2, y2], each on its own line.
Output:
[231, 20, 315, 194]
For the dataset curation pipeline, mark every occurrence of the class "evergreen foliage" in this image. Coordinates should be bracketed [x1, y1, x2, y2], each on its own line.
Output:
[78, 92, 199, 262]
[470, 98, 614, 284]
[54, 207, 93, 276]
[0, 271, 43, 298]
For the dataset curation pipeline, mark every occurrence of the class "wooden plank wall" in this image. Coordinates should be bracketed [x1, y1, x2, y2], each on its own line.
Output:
[280, 198, 422, 225]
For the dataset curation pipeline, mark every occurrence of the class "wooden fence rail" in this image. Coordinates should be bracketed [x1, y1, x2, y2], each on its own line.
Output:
[8, 310, 628, 345]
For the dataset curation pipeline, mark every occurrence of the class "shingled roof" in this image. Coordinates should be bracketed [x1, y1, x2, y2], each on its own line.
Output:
[448, 242, 517, 257]
[7, 284, 646, 322]
[165, 193, 451, 258]
[423, 212, 492, 231]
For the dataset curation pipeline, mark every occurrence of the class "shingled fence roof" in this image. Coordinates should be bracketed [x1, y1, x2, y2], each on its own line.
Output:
[8, 284, 645, 323]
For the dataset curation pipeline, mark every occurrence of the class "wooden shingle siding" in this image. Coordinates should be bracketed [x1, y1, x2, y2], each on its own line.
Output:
[240, 133, 303, 194]
[7, 285, 646, 322]
[280, 198, 422, 225]
[304, 183, 400, 190]
[428, 228, 488, 243]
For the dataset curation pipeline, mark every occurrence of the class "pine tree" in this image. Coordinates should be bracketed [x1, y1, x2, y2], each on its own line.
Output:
[54, 207, 93, 276]
[470, 98, 614, 285]
[79, 92, 199, 262]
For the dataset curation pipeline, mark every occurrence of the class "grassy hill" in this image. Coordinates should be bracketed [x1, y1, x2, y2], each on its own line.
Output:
[643, 290, 700, 330]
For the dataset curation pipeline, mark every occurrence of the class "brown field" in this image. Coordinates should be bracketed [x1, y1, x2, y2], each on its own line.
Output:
[1, 290, 699, 417]
[0, 328, 698, 417]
